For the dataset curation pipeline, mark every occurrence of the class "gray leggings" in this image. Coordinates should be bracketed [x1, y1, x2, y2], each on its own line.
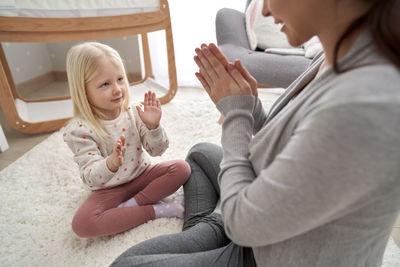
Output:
[110, 142, 256, 267]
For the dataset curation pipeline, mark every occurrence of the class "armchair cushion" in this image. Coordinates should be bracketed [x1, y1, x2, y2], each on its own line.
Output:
[216, 5, 312, 88]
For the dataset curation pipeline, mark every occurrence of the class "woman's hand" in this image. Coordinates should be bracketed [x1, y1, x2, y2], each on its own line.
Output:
[136, 91, 162, 130]
[107, 135, 126, 172]
[194, 43, 258, 104]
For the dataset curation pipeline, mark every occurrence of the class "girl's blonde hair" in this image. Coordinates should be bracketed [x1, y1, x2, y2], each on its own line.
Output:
[66, 42, 130, 140]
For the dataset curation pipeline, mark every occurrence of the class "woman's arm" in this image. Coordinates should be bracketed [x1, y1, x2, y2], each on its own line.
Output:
[217, 99, 391, 247]
[194, 43, 392, 248]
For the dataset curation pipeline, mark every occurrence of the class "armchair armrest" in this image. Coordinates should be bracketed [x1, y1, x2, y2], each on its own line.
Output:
[216, 8, 250, 50]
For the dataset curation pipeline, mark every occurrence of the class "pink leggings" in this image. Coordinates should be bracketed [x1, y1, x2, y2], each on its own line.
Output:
[72, 160, 190, 238]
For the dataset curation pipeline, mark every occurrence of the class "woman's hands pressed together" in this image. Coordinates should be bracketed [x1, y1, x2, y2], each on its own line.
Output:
[136, 91, 162, 130]
[194, 43, 258, 104]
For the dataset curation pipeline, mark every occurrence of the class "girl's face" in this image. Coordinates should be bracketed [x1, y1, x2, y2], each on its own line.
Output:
[85, 57, 127, 120]
[262, 0, 332, 47]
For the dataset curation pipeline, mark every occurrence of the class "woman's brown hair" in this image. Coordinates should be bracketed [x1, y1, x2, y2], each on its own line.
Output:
[333, 0, 400, 72]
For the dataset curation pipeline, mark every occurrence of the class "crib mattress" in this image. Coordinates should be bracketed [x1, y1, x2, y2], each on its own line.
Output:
[0, 0, 159, 17]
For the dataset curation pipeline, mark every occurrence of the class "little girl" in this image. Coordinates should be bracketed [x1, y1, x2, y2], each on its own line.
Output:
[63, 42, 190, 238]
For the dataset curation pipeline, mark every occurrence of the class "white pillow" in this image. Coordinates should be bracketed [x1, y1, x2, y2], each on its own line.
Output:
[264, 37, 323, 58]
[245, 0, 292, 50]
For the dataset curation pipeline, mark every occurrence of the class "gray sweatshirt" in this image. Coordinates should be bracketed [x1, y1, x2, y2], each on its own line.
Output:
[216, 31, 400, 267]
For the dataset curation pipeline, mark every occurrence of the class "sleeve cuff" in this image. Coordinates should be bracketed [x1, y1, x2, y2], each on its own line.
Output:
[102, 159, 116, 178]
[147, 125, 164, 138]
[216, 95, 255, 117]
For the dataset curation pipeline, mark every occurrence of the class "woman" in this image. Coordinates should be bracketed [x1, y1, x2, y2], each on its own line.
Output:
[111, 0, 400, 266]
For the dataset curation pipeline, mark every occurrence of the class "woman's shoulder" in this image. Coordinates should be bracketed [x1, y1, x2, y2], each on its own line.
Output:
[327, 30, 399, 96]
[332, 64, 400, 98]
[302, 63, 400, 117]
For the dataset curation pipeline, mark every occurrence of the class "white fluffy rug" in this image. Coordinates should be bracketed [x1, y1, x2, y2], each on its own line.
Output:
[1, 96, 399, 266]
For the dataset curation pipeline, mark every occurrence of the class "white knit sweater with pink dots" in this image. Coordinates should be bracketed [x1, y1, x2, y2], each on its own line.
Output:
[63, 105, 169, 190]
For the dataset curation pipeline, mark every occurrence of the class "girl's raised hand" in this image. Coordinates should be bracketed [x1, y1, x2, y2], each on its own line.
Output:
[136, 91, 162, 130]
[106, 135, 126, 172]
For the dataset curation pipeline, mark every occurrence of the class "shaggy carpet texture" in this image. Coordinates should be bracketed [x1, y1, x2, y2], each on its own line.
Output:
[1, 97, 399, 266]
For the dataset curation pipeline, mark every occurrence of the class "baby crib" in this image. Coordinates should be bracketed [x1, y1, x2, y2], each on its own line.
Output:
[0, 0, 177, 134]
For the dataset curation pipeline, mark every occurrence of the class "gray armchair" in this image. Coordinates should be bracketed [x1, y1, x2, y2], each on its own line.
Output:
[216, 0, 312, 88]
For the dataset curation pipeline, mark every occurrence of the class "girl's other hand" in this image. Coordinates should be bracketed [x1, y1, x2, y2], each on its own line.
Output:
[107, 135, 126, 172]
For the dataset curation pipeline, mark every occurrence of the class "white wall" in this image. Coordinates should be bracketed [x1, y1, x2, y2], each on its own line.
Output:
[151, 0, 245, 87]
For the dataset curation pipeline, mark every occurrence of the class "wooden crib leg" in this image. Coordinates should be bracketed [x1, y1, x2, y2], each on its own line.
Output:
[141, 33, 154, 80]
[158, 0, 177, 105]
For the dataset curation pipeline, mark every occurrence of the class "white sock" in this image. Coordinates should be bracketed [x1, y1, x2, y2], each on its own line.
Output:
[118, 197, 138, 208]
[153, 202, 184, 219]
